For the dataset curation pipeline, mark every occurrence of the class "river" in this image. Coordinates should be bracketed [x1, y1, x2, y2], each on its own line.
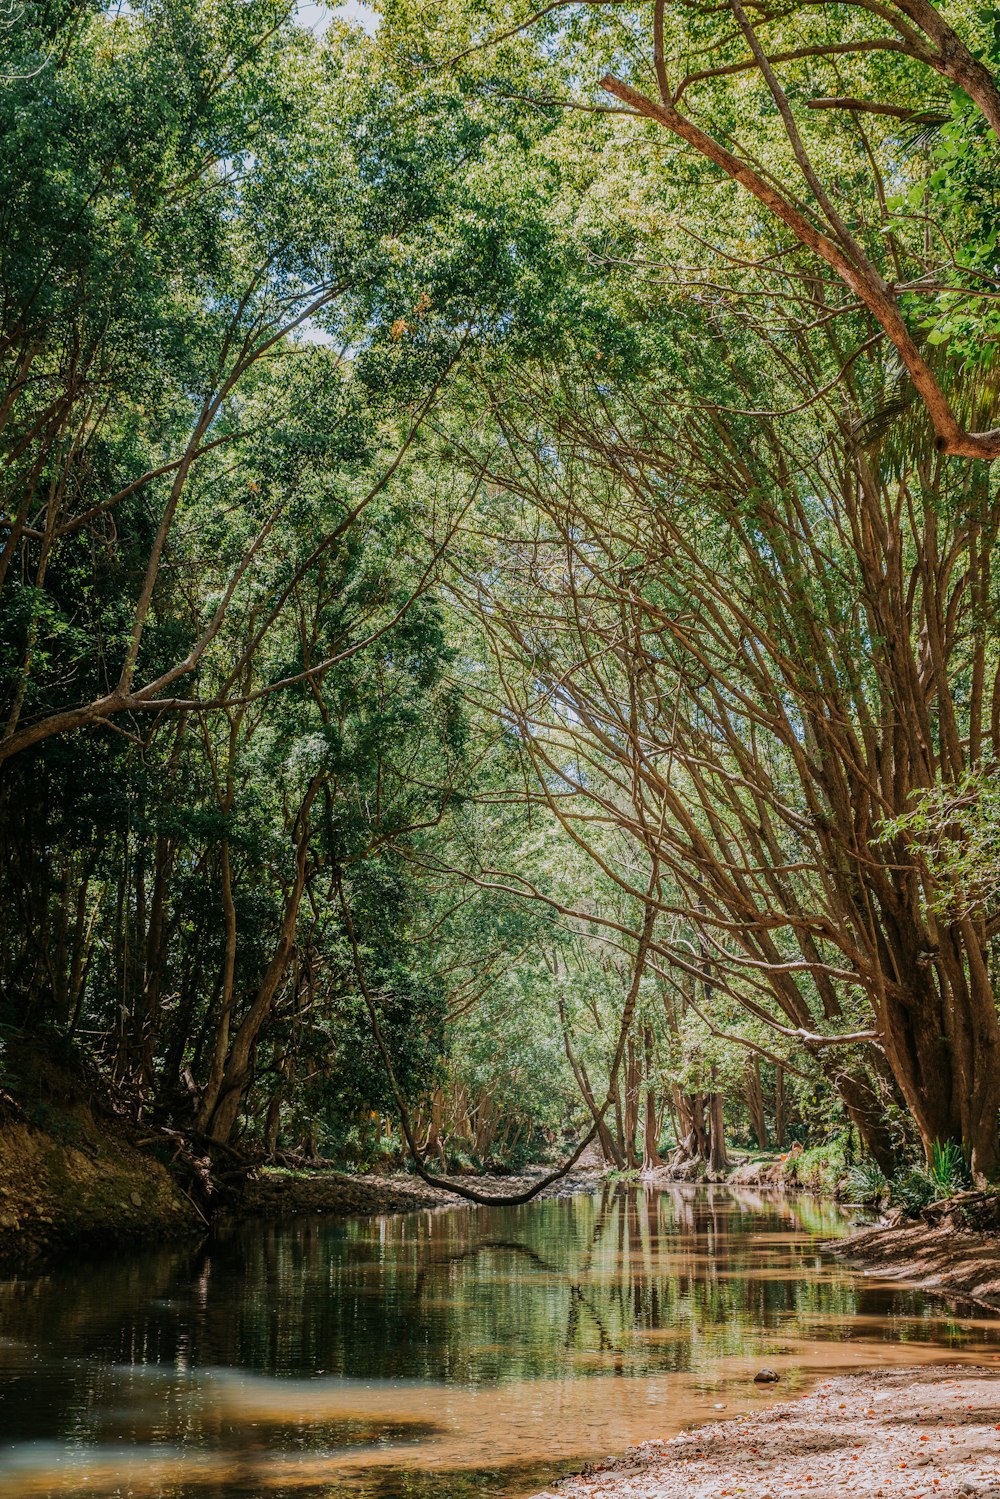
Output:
[2, 1184, 999, 1498]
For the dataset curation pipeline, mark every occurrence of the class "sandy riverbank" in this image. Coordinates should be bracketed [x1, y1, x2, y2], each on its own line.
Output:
[531, 1367, 1000, 1499]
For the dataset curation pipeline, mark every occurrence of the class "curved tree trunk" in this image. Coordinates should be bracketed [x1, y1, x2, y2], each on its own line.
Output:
[200, 778, 319, 1145]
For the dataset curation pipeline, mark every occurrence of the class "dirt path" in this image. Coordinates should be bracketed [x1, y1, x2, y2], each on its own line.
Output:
[531, 1367, 1000, 1498]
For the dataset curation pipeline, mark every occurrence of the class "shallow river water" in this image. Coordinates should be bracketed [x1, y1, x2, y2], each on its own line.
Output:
[3, 1184, 1000, 1499]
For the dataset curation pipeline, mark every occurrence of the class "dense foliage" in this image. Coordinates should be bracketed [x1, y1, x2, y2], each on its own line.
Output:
[4, 0, 1000, 1189]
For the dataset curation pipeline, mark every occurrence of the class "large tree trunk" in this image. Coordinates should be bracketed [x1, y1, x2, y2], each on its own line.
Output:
[708, 1088, 729, 1174]
[873, 920, 1000, 1181]
[676, 1089, 709, 1161]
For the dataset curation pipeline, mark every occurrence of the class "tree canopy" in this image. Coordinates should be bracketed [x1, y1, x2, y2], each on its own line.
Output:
[4, 0, 1000, 1195]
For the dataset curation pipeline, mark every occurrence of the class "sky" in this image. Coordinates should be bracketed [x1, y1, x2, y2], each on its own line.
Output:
[296, 1, 379, 36]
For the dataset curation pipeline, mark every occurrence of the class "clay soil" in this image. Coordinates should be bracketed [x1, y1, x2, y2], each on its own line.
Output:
[0, 1106, 197, 1264]
[531, 1367, 1000, 1499]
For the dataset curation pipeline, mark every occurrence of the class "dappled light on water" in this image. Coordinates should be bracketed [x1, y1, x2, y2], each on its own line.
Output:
[2, 1185, 1000, 1498]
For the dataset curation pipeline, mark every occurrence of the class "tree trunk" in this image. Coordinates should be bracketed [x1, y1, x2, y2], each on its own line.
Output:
[834, 1065, 898, 1180]
[557, 996, 626, 1166]
[676, 1089, 710, 1161]
[623, 1036, 641, 1167]
[264, 1091, 282, 1160]
[424, 1086, 446, 1163]
[774, 1064, 786, 1148]
[201, 779, 318, 1145]
[708, 1089, 729, 1173]
[744, 1057, 768, 1149]
[474, 1088, 497, 1158]
[642, 1024, 662, 1170]
[196, 837, 239, 1132]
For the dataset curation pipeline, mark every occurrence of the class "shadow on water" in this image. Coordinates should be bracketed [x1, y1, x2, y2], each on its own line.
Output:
[1, 1184, 999, 1498]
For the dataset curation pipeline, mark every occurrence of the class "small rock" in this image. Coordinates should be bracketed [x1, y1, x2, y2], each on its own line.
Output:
[754, 1368, 780, 1383]
[130, 1191, 142, 1207]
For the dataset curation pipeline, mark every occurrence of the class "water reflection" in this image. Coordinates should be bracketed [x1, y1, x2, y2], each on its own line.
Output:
[1, 1185, 998, 1498]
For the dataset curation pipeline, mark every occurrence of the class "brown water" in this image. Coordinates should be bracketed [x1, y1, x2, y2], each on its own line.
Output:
[2, 1184, 1000, 1499]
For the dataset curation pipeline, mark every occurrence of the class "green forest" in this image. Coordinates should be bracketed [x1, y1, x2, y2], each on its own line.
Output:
[5, 0, 1000, 1212]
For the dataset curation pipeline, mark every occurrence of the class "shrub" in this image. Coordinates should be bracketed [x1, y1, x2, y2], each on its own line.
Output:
[928, 1139, 970, 1195]
[845, 1158, 888, 1204]
[888, 1166, 935, 1214]
[886, 1141, 969, 1214]
[793, 1134, 850, 1193]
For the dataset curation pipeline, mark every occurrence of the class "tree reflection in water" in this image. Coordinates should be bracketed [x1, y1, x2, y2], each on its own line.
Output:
[1, 1186, 998, 1499]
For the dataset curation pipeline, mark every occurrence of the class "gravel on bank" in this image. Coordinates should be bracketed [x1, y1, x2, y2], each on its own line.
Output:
[531, 1367, 1000, 1499]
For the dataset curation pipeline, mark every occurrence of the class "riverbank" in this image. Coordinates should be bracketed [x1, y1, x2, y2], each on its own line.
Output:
[234, 1161, 606, 1219]
[0, 1094, 198, 1265]
[832, 1193, 1000, 1310]
[0, 1094, 608, 1266]
[0, 1113, 851, 1268]
[532, 1366, 1000, 1498]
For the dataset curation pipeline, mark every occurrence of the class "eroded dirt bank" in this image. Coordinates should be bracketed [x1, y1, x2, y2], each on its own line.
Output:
[0, 1100, 198, 1265]
[532, 1367, 1000, 1499]
[0, 1039, 201, 1265]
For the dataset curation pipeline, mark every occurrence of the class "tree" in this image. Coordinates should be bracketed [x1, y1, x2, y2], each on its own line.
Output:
[389, 0, 1000, 457]
[439, 292, 1000, 1176]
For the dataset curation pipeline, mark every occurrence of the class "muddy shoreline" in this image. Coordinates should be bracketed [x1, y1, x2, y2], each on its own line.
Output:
[530, 1367, 1000, 1498]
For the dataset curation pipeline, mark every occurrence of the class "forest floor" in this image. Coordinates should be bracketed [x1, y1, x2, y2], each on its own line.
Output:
[531, 1366, 1000, 1499]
